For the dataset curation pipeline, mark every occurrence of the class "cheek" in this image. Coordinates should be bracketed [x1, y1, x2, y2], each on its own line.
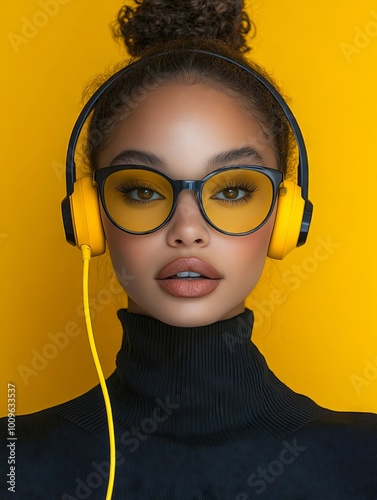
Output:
[222, 213, 275, 295]
[227, 212, 275, 267]
[101, 211, 162, 282]
[101, 210, 138, 278]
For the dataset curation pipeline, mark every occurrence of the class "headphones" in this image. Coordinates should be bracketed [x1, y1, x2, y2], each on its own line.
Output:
[61, 49, 313, 260]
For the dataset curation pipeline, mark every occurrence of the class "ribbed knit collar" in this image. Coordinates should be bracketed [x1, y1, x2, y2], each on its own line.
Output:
[111, 309, 326, 443]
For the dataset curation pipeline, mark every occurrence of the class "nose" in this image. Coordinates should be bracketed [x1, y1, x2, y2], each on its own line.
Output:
[165, 191, 211, 248]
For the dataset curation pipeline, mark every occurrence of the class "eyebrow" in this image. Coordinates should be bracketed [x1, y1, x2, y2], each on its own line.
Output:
[207, 146, 265, 169]
[109, 146, 266, 173]
[110, 150, 165, 168]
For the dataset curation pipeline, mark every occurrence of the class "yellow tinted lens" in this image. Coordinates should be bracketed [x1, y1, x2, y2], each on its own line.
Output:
[202, 170, 274, 233]
[103, 169, 173, 232]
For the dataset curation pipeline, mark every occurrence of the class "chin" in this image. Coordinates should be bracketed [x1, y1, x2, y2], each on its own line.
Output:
[128, 297, 245, 328]
[155, 313, 234, 328]
[158, 313, 222, 328]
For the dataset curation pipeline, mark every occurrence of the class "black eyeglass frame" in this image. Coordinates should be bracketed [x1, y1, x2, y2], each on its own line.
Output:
[93, 164, 284, 236]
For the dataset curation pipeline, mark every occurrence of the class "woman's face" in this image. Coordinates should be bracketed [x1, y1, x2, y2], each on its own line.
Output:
[97, 83, 278, 327]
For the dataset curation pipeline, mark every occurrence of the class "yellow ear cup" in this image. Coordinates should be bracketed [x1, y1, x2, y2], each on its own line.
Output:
[69, 177, 106, 256]
[267, 180, 305, 260]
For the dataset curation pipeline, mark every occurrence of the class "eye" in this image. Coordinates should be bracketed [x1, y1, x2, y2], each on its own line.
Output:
[210, 181, 259, 204]
[213, 187, 248, 201]
[116, 183, 165, 203]
[129, 187, 162, 201]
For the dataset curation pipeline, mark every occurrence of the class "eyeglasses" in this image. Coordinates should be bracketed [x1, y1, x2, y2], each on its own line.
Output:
[93, 165, 283, 236]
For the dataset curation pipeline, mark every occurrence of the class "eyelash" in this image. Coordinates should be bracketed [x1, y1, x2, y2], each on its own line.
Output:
[210, 180, 259, 204]
[115, 182, 164, 204]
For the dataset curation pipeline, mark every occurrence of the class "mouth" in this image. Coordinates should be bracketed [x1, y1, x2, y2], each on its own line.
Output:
[165, 271, 208, 279]
[155, 257, 222, 298]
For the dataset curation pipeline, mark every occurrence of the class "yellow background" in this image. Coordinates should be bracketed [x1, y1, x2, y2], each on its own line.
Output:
[1, 0, 377, 416]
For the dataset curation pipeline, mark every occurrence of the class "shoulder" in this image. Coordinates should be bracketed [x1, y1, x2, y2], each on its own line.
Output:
[293, 409, 377, 462]
[251, 410, 377, 498]
[3, 371, 119, 439]
[0, 383, 109, 498]
[303, 409, 377, 437]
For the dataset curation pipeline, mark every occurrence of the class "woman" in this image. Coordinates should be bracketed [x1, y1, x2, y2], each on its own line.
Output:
[2, 1, 377, 498]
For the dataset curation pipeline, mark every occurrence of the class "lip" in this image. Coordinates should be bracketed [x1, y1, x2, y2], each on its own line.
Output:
[156, 257, 222, 280]
[155, 257, 222, 298]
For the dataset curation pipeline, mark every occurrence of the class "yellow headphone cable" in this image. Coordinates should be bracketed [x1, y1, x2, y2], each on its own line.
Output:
[81, 244, 116, 499]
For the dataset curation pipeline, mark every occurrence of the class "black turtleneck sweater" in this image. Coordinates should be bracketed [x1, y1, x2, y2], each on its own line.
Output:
[1, 309, 377, 499]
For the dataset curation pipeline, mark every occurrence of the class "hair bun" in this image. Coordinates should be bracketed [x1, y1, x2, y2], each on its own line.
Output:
[113, 0, 253, 57]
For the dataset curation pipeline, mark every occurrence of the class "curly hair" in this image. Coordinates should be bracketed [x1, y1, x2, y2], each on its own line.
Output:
[113, 0, 254, 56]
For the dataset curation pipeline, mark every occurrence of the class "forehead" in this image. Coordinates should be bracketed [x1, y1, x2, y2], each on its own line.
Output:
[97, 83, 278, 176]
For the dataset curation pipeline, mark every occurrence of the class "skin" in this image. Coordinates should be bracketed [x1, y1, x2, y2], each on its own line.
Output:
[97, 83, 278, 327]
